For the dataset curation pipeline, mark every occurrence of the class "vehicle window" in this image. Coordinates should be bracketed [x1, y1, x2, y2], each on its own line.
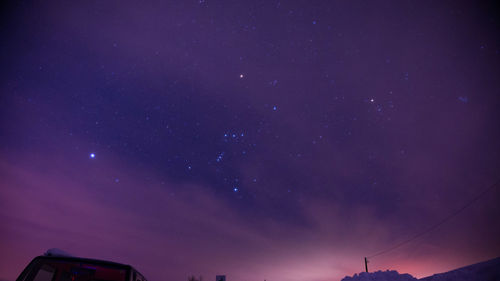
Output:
[25, 260, 127, 281]
[32, 265, 55, 281]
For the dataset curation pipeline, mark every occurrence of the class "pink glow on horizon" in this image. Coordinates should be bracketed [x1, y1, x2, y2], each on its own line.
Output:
[1, 148, 497, 281]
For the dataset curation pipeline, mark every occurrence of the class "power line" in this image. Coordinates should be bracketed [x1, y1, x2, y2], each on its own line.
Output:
[367, 179, 500, 259]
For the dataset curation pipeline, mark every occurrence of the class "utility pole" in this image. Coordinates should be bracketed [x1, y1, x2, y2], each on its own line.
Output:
[364, 257, 368, 272]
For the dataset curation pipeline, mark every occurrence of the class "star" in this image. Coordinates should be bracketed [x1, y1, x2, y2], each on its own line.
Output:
[89, 153, 96, 159]
[239, 74, 244, 78]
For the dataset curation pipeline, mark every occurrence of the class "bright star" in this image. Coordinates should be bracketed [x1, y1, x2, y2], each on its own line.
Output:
[233, 187, 239, 192]
[89, 153, 96, 159]
[370, 98, 375, 103]
[239, 74, 244, 78]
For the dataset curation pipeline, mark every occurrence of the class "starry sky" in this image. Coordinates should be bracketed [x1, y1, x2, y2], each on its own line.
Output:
[1, 1, 500, 281]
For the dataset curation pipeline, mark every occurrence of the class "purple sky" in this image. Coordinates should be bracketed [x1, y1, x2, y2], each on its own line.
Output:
[1, 1, 500, 281]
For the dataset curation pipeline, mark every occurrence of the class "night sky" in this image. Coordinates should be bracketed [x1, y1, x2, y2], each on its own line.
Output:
[1, 1, 500, 281]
